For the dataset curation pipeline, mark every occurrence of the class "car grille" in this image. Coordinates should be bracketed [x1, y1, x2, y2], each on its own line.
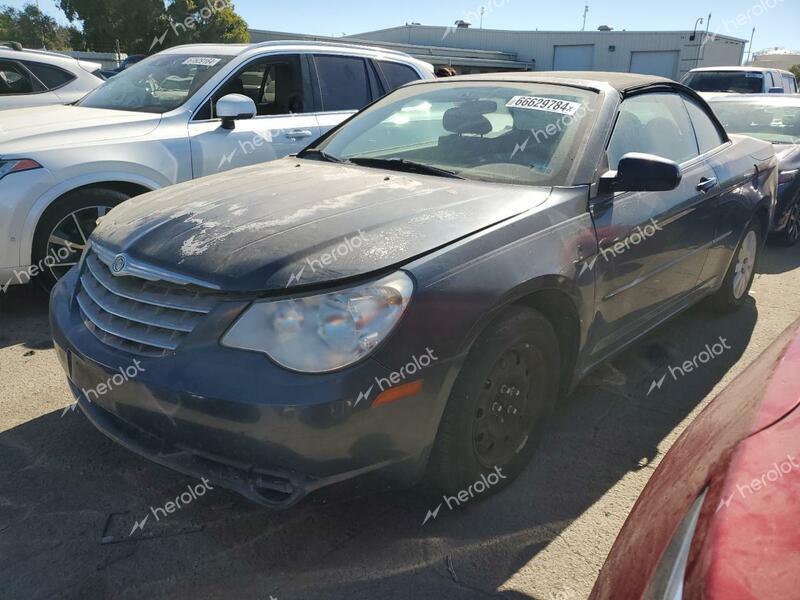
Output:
[76, 250, 224, 357]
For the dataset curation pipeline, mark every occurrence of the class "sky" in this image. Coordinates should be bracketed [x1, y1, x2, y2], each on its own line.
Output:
[6, 0, 799, 53]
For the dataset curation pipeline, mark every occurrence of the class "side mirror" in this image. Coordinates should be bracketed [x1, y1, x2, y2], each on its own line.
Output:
[599, 153, 682, 194]
[768, 87, 785, 94]
[216, 94, 256, 130]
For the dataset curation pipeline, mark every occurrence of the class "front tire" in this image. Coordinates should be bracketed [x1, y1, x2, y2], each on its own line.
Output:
[32, 188, 130, 289]
[425, 307, 560, 495]
[707, 220, 761, 313]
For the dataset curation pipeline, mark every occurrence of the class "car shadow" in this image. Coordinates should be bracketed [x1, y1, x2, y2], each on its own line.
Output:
[758, 240, 800, 274]
[0, 284, 52, 351]
[0, 287, 759, 599]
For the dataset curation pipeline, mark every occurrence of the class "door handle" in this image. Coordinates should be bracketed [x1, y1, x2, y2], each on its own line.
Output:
[285, 129, 313, 139]
[696, 177, 718, 193]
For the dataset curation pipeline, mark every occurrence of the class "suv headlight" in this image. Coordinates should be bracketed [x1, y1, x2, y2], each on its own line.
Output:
[222, 271, 414, 373]
[0, 159, 42, 180]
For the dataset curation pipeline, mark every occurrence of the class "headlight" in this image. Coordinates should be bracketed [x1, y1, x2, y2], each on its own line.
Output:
[0, 159, 42, 180]
[221, 271, 414, 372]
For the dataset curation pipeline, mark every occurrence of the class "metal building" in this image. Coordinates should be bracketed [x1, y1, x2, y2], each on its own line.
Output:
[346, 25, 747, 79]
[248, 25, 747, 80]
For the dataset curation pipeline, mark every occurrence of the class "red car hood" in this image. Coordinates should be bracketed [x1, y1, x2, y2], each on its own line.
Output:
[590, 317, 800, 600]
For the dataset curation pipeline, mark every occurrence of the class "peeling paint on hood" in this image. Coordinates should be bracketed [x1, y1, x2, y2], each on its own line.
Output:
[93, 157, 550, 292]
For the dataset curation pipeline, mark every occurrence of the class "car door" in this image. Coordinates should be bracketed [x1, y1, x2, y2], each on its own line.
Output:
[188, 53, 320, 177]
[0, 60, 60, 108]
[588, 91, 719, 355]
[310, 54, 382, 136]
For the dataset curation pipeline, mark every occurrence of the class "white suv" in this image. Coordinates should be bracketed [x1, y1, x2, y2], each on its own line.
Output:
[683, 66, 799, 95]
[0, 45, 103, 110]
[0, 41, 433, 287]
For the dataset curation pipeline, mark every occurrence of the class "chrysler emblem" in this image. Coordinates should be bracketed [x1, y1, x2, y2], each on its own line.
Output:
[111, 254, 126, 274]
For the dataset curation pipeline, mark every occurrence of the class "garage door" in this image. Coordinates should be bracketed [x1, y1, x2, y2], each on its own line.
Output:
[553, 45, 594, 71]
[629, 51, 680, 80]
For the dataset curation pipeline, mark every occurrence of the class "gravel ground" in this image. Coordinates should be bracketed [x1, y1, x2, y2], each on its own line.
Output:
[1, 244, 798, 600]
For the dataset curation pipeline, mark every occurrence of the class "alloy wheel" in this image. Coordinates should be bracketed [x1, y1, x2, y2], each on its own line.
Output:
[785, 201, 800, 245]
[45, 205, 110, 281]
[732, 230, 758, 300]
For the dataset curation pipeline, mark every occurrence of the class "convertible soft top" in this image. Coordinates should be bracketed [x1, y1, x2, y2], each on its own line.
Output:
[419, 70, 677, 95]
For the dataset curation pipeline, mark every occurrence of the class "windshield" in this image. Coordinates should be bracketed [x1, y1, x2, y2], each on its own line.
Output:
[308, 82, 599, 186]
[78, 53, 233, 113]
[683, 71, 764, 94]
[711, 100, 800, 144]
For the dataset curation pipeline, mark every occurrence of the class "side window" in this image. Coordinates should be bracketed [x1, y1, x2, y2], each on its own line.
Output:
[377, 60, 420, 92]
[196, 54, 309, 120]
[21, 61, 75, 89]
[766, 72, 776, 90]
[313, 54, 372, 112]
[0, 60, 36, 94]
[683, 97, 726, 154]
[607, 92, 699, 169]
[783, 74, 797, 93]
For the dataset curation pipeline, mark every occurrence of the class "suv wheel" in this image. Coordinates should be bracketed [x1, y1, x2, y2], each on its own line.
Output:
[425, 307, 560, 495]
[32, 188, 130, 289]
[776, 196, 800, 247]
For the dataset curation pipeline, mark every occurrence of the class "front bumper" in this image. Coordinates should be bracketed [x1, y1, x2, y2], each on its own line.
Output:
[50, 269, 457, 508]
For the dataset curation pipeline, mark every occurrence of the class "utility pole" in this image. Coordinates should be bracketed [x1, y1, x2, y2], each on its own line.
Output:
[581, 4, 589, 31]
[746, 27, 756, 64]
[480, 7, 485, 29]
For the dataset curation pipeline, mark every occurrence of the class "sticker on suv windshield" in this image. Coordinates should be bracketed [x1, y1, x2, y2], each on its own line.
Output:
[506, 96, 581, 116]
[182, 57, 221, 67]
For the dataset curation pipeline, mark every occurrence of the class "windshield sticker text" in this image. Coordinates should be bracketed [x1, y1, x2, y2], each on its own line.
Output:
[505, 96, 581, 116]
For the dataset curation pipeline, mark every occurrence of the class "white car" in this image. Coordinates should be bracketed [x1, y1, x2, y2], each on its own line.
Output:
[0, 41, 433, 287]
[0, 45, 103, 109]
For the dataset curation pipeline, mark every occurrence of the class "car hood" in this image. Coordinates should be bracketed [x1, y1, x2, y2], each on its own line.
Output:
[93, 158, 549, 292]
[0, 105, 161, 154]
[775, 143, 800, 167]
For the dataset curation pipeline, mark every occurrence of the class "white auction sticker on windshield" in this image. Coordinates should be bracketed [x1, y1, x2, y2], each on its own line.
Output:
[182, 57, 221, 67]
[506, 96, 581, 116]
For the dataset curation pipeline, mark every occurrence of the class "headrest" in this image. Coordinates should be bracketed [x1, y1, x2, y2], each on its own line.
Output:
[443, 106, 493, 135]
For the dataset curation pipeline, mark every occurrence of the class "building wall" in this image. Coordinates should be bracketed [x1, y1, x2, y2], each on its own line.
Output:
[752, 53, 800, 71]
[348, 26, 746, 79]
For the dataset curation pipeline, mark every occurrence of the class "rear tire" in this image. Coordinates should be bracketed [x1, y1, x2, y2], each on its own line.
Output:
[424, 307, 560, 495]
[707, 220, 761, 313]
[32, 187, 130, 289]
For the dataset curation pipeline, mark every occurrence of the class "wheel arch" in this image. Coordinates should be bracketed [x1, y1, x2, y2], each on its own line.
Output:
[21, 175, 161, 266]
[458, 275, 585, 399]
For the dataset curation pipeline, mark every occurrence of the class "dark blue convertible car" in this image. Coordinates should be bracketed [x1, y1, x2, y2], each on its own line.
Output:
[51, 72, 778, 507]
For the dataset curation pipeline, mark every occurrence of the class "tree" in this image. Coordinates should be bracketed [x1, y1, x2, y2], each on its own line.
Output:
[57, 0, 249, 54]
[0, 3, 82, 50]
[791, 65, 800, 82]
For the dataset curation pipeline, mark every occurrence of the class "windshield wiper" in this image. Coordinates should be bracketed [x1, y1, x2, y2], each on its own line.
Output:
[347, 157, 464, 179]
[298, 148, 347, 163]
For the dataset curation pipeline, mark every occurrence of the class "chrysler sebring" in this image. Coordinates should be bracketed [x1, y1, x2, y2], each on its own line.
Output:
[51, 72, 777, 507]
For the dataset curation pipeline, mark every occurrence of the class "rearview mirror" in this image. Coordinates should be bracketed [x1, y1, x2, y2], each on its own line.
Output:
[598, 153, 682, 194]
[768, 87, 785, 94]
[216, 94, 257, 130]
